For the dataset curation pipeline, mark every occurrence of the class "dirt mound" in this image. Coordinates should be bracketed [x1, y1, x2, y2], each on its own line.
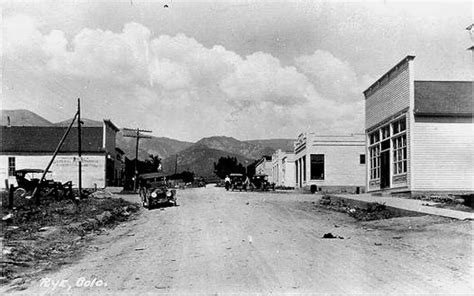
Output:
[317, 195, 403, 221]
[1, 194, 140, 285]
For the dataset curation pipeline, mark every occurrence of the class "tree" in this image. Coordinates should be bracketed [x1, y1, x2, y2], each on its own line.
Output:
[245, 159, 260, 179]
[213, 156, 245, 179]
[168, 171, 195, 183]
[146, 154, 162, 172]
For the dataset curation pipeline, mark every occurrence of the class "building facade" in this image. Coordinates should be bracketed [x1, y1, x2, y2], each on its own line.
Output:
[0, 120, 120, 189]
[294, 133, 366, 193]
[364, 55, 473, 194]
[255, 156, 273, 183]
[271, 149, 295, 188]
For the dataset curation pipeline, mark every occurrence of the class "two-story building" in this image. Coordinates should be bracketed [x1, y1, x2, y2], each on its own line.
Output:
[294, 133, 366, 193]
[271, 149, 295, 188]
[364, 55, 473, 194]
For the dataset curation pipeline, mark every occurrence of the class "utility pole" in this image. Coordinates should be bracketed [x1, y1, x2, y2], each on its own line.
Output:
[32, 112, 78, 204]
[122, 127, 152, 191]
[77, 98, 82, 199]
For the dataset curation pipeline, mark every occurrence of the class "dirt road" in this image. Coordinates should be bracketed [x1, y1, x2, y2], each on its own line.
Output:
[8, 186, 473, 294]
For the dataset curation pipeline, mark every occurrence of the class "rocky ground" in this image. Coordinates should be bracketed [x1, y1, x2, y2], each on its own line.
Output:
[1, 186, 472, 294]
[1, 191, 140, 288]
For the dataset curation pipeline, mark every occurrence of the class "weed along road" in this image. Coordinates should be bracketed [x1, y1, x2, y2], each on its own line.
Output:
[14, 186, 473, 294]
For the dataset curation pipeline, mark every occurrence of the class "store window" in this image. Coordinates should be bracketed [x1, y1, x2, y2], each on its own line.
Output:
[369, 145, 380, 180]
[381, 125, 390, 139]
[295, 161, 298, 183]
[310, 154, 324, 180]
[393, 134, 407, 175]
[302, 156, 306, 182]
[369, 131, 380, 145]
[392, 117, 406, 135]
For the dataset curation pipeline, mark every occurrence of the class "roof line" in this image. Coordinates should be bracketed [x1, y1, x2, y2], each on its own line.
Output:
[363, 55, 416, 97]
[103, 119, 120, 132]
[415, 80, 472, 83]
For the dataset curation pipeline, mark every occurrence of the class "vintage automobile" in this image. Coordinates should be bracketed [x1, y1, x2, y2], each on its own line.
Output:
[251, 174, 275, 191]
[138, 172, 177, 209]
[195, 177, 206, 187]
[13, 169, 72, 199]
[230, 173, 245, 191]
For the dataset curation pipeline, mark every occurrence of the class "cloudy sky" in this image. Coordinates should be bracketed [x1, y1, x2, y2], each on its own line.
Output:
[1, 0, 472, 142]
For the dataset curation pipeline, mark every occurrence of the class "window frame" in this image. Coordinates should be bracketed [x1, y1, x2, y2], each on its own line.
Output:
[8, 157, 16, 177]
[310, 154, 325, 180]
[392, 133, 407, 176]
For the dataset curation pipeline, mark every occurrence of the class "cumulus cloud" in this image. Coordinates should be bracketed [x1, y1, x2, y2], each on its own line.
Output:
[2, 14, 367, 141]
[295, 50, 364, 103]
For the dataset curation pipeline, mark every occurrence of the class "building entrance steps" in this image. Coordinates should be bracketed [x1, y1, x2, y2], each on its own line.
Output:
[333, 193, 474, 220]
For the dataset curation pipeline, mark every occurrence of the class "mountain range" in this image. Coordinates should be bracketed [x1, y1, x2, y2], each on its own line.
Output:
[1, 109, 295, 177]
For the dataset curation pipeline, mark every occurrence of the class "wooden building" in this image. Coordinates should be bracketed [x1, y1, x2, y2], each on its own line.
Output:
[294, 133, 366, 193]
[0, 120, 120, 189]
[364, 55, 473, 194]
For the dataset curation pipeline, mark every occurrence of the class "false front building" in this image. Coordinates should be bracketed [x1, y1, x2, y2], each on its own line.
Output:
[294, 133, 366, 193]
[0, 120, 120, 189]
[364, 55, 473, 194]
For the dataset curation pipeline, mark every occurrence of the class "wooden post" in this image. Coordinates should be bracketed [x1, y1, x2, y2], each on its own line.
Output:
[134, 128, 139, 191]
[122, 127, 152, 192]
[78, 98, 82, 199]
[8, 185, 14, 209]
[32, 112, 78, 205]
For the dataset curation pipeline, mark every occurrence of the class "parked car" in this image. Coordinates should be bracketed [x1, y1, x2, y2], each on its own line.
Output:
[14, 169, 72, 199]
[230, 173, 244, 191]
[195, 177, 206, 187]
[251, 174, 275, 191]
[138, 172, 177, 209]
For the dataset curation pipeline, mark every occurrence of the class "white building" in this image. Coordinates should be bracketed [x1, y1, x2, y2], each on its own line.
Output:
[364, 55, 473, 194]
[0, 120, 120, 189]
[271, 149, 295, 188]
[255, 156, 273, 183]
[294, 133, 366, 193]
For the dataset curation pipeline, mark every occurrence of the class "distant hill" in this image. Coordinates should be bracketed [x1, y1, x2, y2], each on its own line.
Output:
[0, 109, 53, 126]
[245, 138, 295, 152]
[196, 136, 275, 159]
[162, 144, 255, 178]
[1, 109, 296, 179]
[161, 136, 282, 178]
[55, 119, 193, 160]
[116, 132, 193, 161]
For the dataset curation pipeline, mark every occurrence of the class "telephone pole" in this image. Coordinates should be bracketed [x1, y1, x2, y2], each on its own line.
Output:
[122, 127, 152, 191]
[77, 98, 82, 199]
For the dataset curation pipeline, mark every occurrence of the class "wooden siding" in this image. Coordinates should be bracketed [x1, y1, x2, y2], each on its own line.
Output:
[365, 63, 411, 130]
[412, 122, 474, 191]
[0, 154, 106, 189]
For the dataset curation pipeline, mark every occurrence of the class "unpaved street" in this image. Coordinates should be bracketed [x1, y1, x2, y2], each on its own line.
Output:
[11, 186, 473, 294]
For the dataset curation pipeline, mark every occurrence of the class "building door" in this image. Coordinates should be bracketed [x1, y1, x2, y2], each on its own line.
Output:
[380, 150, 390, 189]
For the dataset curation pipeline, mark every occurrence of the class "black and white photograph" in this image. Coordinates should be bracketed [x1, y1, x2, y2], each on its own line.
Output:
[0, 0, 473, 294]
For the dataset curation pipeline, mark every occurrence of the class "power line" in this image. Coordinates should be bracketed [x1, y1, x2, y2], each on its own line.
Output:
[122, 127, 152, 191]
